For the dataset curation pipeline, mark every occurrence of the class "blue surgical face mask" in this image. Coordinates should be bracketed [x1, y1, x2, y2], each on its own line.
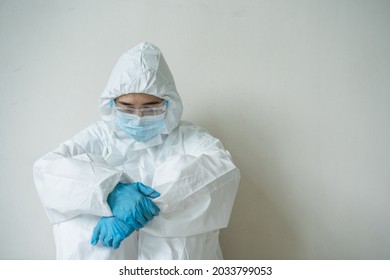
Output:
[115, 110, 166, 142]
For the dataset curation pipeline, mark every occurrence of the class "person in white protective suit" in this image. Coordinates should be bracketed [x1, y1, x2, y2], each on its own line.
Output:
[33, 42, 240, 260]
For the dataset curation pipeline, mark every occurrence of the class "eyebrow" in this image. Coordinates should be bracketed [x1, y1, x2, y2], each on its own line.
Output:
[143, 101, 163, 105]
[115, 100, 162, 106]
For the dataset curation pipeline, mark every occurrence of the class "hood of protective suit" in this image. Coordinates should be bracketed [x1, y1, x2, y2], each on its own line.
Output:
[99, 42, 183, 135]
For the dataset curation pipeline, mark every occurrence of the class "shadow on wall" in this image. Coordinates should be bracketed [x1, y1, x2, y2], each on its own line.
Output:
[202, 112, 302, 260]
[220, 175, 300, 260]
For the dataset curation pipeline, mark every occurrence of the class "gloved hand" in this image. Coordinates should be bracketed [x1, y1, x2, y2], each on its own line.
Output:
[107, 182, 160, 229]
[91, 216, 134, 249]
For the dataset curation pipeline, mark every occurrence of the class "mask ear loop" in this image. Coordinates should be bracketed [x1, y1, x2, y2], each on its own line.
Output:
[159, 100, 169, 135]
[107, 99, 117, 121]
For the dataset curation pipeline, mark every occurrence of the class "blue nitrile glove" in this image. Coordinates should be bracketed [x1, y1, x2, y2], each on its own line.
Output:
[107, 182, 160, 229]
[91, 216, 134, 249]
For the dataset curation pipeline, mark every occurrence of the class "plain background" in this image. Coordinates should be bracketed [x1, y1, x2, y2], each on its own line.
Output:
[1, 0, 390, 259]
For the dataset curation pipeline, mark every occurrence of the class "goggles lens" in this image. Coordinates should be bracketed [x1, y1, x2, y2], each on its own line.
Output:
[115, 100, 168, 116]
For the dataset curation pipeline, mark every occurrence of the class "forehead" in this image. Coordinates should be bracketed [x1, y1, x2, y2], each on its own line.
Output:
[116, 93, 163, 103]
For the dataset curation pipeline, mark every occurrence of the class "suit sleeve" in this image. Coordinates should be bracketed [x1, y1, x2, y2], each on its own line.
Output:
[142, 126, 240, 237]
[33, 123, 122, 224]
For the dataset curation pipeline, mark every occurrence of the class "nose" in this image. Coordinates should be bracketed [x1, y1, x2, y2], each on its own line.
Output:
[134, 109, 146, 117]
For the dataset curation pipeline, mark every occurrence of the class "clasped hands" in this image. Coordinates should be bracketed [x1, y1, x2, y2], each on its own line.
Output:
[91, 182, 160, 249]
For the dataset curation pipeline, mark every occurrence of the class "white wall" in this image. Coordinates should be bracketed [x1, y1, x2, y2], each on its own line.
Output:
[1, 0, 389, 259]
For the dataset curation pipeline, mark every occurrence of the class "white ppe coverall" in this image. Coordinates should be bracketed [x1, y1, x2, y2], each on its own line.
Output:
[33, 42, 240, 259]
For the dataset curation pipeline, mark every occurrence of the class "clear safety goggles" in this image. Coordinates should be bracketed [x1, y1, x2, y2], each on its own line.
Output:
[114, 100, 168, 117]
